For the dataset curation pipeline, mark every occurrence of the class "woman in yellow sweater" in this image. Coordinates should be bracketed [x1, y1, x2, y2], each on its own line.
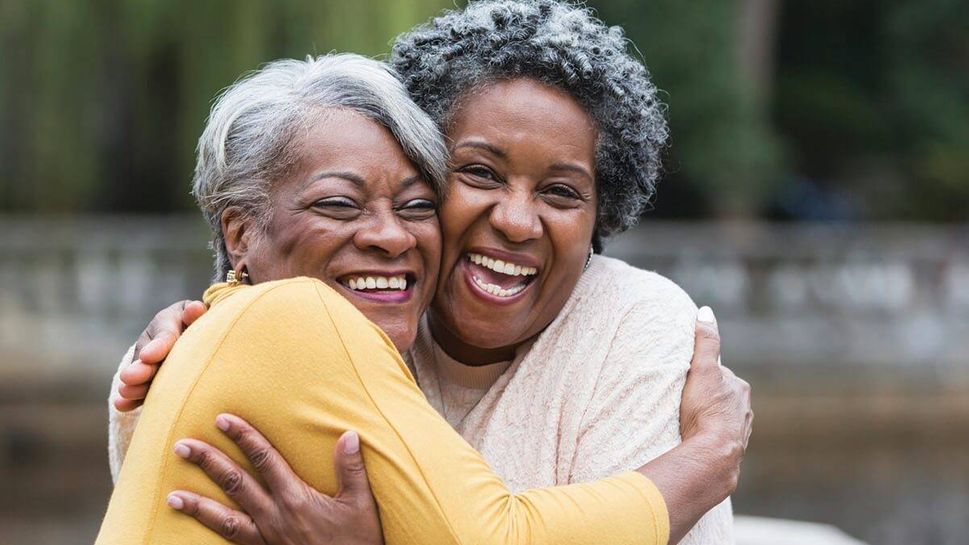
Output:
[96, 53, 745, 545]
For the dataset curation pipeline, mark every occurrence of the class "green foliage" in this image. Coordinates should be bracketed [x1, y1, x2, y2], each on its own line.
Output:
[0, 0, 449, 213]
[597, 0, 783, 216]
[774, 0, 969, 220]
[1, 0, 965, 219]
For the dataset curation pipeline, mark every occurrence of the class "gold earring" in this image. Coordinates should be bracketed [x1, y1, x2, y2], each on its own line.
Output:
[226, 269, 249, 286]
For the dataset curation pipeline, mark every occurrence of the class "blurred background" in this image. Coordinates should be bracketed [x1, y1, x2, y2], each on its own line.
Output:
[1, 0, 966, 544]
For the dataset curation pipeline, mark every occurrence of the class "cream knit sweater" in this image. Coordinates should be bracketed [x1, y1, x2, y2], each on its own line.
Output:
[108, 255, 733, 543]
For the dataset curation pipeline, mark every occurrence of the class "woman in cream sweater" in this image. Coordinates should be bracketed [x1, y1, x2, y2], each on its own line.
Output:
[109, 2, 751, 544]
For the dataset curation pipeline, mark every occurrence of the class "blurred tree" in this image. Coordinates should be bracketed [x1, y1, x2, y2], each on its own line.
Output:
[0, 0, 449, 214]
[598, 0, 784, 218]
[773, 0, 969, 221]
[1, 0, 965, 220]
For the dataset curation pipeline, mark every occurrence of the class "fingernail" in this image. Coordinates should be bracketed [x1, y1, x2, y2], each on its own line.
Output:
[343, 431, 360, 454]
[167, 493, 184, 510]
[215, 415, 230, 431]
[697, 306, 715, 323]
[173, 442, 191, 459]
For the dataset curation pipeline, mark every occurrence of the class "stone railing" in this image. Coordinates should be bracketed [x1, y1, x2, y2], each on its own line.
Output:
[1, 216, 967, 380]
[606, 221, 969, 378]
[2, 215, 966, 545]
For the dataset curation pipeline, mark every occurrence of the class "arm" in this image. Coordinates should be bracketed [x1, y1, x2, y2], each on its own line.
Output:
[162, 310, 750, 545]
[107, 301, 207, 482]
[97, 279, 667, 545]
[107, 344, 141, 482]
[571, 293, 741, 544]
[635, 309, 751, 544]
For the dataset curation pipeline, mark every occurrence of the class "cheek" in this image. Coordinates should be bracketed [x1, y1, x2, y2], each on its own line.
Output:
[546, 211, 596, 273]
[440, 188, 490, 251]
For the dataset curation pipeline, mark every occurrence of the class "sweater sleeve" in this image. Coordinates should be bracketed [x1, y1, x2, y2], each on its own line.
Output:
[97, 279, 668, 545]
[107, 344, 142, 483]
[569, 276, 734, 544]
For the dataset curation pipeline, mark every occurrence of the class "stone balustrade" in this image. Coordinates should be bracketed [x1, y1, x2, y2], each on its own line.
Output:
[2, 216, 966, 380]
[2, 215, 967, 545]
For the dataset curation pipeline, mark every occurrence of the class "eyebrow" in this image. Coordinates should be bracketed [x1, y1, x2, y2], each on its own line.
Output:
[398, 174, 425, 189]
[301, 171, 426, 190]
[302, 171, 365, 190]
[454, 141, 593, 180]
[453, 140, 507, 159]
[549, 162, 594, 180]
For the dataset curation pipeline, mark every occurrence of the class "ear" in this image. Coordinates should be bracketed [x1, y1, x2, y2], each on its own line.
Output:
[220, 207, 256, 272]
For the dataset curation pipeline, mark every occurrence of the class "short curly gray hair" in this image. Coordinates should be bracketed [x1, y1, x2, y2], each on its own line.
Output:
[193, 54, 447, 280]
[390, 0, 668, 249]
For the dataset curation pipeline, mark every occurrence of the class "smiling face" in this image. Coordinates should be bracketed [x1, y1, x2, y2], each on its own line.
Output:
[231, 109, 442, 351]
[429, 78, 599, 364]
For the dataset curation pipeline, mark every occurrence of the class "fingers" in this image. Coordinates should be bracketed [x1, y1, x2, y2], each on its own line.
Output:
[215, 414, 298, 494]
[119, 360, 159, 387]
[181, 300, 207, 326]
[134, 301, 195, 364]
[333, 431, 374, 504]
[118, 383, 149, 401]
[167, 491, 265, 545]
[174, 438, 272, 519]
[113, 396, 143, 412]
[138, 331, 179, 365]
[692, 306, 722, 373]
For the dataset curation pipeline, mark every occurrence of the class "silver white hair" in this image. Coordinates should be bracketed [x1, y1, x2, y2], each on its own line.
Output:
[192, 53, 448, 280]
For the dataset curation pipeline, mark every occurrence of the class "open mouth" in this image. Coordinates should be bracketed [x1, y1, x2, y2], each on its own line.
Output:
[338, 273, 415, 302]
[343, 274, 409, 291]
[465, 252, 538, 298]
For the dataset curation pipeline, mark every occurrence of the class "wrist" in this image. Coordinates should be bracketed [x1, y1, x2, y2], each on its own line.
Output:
[680, 432, 742, 499]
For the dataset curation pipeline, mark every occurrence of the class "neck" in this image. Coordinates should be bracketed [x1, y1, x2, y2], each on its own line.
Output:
[427, 311, 522, 366]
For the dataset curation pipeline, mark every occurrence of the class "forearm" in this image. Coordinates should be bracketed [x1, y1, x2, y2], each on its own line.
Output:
[99, 280, 666, 545]
[107, 344, 141, 483]
[636, 433, 737, 545]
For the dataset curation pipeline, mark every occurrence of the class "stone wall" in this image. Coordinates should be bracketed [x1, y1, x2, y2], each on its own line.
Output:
[1, 216, 966, 545]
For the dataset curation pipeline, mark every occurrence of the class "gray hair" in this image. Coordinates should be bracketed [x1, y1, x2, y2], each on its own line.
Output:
[391, 0, 668, 251]
[193, 53, 448, 280]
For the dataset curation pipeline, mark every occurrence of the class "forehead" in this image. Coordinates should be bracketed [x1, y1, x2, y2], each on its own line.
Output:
[447, 78, 597, 156]
[295, 109, 418, 177]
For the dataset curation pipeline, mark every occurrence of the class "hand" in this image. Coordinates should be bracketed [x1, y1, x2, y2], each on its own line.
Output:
[680, 306, 753, 490]
[113, 300, 207, 412]
[636, 306, 752, 544]
[167, 414, 383, 545]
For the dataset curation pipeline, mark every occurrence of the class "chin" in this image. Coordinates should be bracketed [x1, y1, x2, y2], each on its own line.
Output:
[452, 316, 522, 350]
[375, 321, 417, 353]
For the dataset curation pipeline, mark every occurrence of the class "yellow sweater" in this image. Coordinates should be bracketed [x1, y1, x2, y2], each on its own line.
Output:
[96, 277, 669, 545]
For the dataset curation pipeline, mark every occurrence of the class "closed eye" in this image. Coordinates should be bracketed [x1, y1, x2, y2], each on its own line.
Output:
[312, 196, 361, 218]
[544, 184, 581, 199]
[397, 198, 438, 220]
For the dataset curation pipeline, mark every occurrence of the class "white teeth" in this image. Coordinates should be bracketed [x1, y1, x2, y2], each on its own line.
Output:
[471, 275, 527, 298]
[342, 275, 408, 292]
[466, 253, 538, 277]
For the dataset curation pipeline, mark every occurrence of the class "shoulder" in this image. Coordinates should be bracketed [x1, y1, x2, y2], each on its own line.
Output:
[575, 256, 698, 374]
[206, 277, 372, 335]
[584, 255, 698, 325]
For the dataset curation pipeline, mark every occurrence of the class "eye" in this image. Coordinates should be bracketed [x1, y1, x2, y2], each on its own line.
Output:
[456, 164, 502, 188]
[541, 183, 583, 205]
[396, 198, 438, 220]
[311, 196, 361, 219]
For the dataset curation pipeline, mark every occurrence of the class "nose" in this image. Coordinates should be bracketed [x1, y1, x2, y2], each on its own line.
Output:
[489, 188, 543, 243]
[353, 210, 417, 258]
